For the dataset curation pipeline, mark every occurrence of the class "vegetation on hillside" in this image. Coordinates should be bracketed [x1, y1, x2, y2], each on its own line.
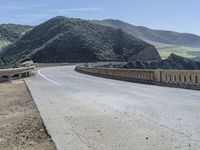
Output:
[0, 24, 32, 42]
[0, 40, 10, 51]
[103, 54, 200, 70]
[0, 16, 160, 64]
[93, 19, 200, 59]
[0, 24, 32, 50]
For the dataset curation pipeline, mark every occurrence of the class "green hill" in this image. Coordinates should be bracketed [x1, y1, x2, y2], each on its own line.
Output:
[104, 54, 200, 70]
[0, 16, 160, 64]
[0, 24, 32, 51]
[93, 19, 200, 59]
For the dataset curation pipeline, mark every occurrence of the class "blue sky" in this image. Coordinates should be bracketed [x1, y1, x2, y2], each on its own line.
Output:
[0, 0, 200, 35]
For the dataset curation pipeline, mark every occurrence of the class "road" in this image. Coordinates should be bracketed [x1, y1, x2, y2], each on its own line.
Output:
[26, 66, 200, 150]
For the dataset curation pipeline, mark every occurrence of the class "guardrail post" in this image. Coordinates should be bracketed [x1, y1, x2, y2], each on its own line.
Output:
[154, 69, 162, 82]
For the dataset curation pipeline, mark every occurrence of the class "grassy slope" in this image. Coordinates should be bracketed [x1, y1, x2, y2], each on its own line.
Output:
[93, 19, 200, 60]
[0, 30, 31, 51]
[145, 40, 200, 59]
[0, 24, 32, 52]
[0, 40, 10, 51]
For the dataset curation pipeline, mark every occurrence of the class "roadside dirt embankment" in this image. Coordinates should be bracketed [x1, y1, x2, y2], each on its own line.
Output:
[0, 81, 55, 150]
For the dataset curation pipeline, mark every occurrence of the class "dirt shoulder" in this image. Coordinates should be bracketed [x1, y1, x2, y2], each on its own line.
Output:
[0, 80, 56, 150]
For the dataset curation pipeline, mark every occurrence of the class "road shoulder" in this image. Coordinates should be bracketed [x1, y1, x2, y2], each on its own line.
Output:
[0, 80, 56, 150]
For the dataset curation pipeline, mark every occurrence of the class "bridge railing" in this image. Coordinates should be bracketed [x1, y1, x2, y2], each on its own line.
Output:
[75, 65, 200, 90]
[159, 70, 200, 85]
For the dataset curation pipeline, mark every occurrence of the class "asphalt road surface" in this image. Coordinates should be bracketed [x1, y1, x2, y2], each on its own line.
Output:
[26, 66, 200, 150]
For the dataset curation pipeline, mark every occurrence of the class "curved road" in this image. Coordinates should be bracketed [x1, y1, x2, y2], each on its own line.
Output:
[26, 66, 200, 150]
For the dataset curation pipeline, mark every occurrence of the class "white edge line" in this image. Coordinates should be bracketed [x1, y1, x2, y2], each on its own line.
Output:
[38, 69, 61, 86]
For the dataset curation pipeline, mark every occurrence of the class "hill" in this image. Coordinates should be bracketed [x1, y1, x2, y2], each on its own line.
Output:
[93, 19, 200, 58]
[110, 54, 200, 70]
[0, 16, 160, 64]
[0, 24, 32, 50]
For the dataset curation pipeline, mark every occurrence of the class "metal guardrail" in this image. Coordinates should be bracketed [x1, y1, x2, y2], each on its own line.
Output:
[0, 61, 36, 78]
[0, 66, 35, 77]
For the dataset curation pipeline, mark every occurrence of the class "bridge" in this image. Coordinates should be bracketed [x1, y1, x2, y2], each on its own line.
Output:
[25, 65, 200, 150]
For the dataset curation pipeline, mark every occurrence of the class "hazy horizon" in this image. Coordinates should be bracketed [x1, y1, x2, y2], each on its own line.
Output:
[1, 0, 200, 35]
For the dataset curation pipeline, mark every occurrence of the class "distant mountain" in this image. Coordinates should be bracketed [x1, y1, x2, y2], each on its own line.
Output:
[0, 24, 32, 50]
[93, 19, 200, 48]
[105, 54, 200, 70]
[0, 16, 160, 64]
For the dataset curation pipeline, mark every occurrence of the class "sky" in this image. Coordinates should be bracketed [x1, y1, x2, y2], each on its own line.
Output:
[0, 0, 200, 35]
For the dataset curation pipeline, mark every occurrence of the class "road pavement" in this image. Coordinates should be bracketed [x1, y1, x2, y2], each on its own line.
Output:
[26, 66, 200, 150]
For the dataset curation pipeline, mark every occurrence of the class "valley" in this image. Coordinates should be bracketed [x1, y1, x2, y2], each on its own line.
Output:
[146, 40, 200, 59]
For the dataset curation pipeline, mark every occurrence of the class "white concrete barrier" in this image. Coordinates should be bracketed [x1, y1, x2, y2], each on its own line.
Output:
[75, 65, 200, 90]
